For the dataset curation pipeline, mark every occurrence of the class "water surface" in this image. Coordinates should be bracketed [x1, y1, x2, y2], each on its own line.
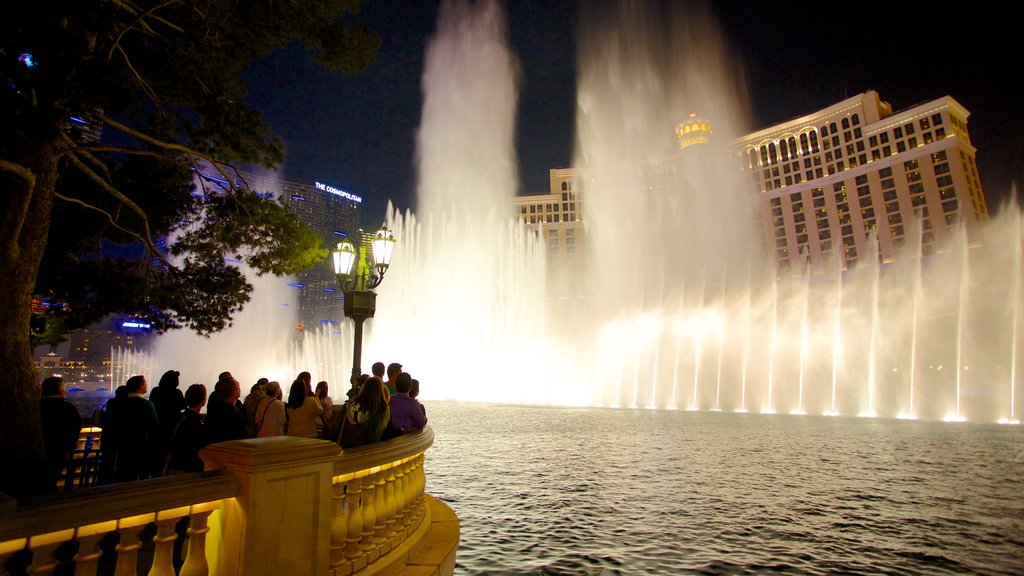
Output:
[425, 402, 1024, 575]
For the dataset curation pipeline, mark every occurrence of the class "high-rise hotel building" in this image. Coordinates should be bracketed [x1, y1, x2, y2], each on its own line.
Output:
[235, 172, 362, 334]
[513, 168, 586, 297]
[518, 90, 988, 281]
[739, 90, 987, 274]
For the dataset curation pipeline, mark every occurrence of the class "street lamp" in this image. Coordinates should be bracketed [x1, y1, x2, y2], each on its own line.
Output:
[332, 225, 397, 379]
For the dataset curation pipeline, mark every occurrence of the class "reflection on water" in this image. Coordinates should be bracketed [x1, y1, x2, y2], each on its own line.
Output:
[425, 402, 1024, 575]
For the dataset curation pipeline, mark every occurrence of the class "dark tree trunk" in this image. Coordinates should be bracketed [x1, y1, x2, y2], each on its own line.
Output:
[0, 143, 61, 498]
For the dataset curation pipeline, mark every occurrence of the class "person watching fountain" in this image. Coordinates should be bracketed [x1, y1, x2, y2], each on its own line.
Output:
[336, 376, 390, 448]
[243, 378, 269, 436]
[285, 378, 324, 438]
[203, 376, 247, 444]
[149, 369, 184, 477]
[40, 376, 83, 490]
[371, 362, 386, 381]
[315, 381, 335, 438]
[255, 381, 287, 437]
[385, 372, 427, 438]
[385, 362, 402, 395]
[108, 375, 160, 482]
[166, 384, 207, 474]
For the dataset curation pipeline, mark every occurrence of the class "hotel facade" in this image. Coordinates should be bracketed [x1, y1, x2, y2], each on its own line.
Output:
[740, 90, 987, 275]
[517, 90, 988, 279]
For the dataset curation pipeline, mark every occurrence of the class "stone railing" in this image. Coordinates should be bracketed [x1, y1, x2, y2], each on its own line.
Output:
[0, 471, 234, 575]
[0, 427, 445, 576]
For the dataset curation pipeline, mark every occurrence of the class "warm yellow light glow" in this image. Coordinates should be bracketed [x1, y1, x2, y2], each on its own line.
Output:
[942, 414, 967, 423]
[997, 418, 1021, 425]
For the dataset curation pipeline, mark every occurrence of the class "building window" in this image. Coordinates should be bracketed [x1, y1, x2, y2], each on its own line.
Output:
[905, 122, 915, 135]
[880, 132, 890, 144]
[943, 199, 958, 212]
[932, 113, 943, 126]
[894, 126, 903, 139]
[869, 135, 878, 147]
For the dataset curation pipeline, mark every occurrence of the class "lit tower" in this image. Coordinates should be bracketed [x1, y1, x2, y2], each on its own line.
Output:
[675, 112, 712, 150]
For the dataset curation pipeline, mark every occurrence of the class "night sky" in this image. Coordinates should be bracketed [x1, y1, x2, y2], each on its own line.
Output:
[245, 1, 1023, 226]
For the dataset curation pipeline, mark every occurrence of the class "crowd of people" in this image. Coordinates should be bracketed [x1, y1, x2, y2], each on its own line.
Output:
[38, 362, 428, 489]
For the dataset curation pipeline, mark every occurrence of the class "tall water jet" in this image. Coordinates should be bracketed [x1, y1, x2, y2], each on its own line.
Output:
[366, 0, 564, 404]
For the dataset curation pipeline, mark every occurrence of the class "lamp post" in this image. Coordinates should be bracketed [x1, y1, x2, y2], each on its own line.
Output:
[332, 225, 396, 380]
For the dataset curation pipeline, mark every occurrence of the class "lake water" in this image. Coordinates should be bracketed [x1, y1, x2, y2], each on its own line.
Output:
[424, 402, 1024, 575]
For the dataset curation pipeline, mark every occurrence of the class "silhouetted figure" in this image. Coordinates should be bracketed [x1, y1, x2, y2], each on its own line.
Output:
[385, 372, 427, 438]
[385, 363, 402, 395]
[149, 369, 184, 476]
[315, 381, 334, 437]
[97, 385, 127, 484]
[337, 376, 390, 448]
[108, 375, 160, 483]
[285, 378, 324, 438]
[243, 378, 269, 437]
[255, 381, 287, 437]
[203, 376, 247, 445]
[40, 376, 83, 490]
[166, 384, 207, 474]
[371, 362, 386, 381]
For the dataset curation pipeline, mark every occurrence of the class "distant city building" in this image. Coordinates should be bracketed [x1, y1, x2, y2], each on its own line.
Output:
[514, 168, 586, 297]
[739, 90, 987, 275]
[33, 316, 155, 384]
[239, 173, 362, 334]
[519, 90, 988, 283]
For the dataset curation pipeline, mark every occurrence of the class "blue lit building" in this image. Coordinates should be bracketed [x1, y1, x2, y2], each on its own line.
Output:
[239, 172, 362, 336]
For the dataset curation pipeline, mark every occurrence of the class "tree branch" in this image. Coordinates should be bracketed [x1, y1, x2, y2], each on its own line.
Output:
[53, 191, 154, 252]
[63, 152, 173, 268]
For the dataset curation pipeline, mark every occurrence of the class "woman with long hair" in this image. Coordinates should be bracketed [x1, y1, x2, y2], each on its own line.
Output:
[315, 381, 334, 438]
[284, 378, 323, 438]
[337, 376, 390, 448]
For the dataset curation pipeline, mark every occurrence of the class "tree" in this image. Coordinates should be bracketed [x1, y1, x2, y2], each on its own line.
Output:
[0, 0, 379, 496]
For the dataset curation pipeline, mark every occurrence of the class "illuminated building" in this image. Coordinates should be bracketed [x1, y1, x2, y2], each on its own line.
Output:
[239, 173, 362, 335]
[519, 91, 988, 283]
[514, 168, 586, 298]
[739, 90, 987, 275]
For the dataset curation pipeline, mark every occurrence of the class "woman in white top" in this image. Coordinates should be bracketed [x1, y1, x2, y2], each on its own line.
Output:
[285, 378, 323, 438]
[255, 381, 287, 437]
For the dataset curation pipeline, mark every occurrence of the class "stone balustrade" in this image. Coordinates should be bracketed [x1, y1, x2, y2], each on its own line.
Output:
[0, 472, 234, 575]
[0, 427, 454, 576]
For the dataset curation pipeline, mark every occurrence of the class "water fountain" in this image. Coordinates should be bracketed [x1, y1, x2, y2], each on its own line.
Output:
[364, 0, 1023, 424]
[151, 0, 1020, 424]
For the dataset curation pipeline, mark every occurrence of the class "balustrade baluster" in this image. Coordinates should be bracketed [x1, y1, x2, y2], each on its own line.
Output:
[371, 470, 388, 545]
[112, 524, 147, 576]
[146, 517, 179, 576]
[73, 522, 115, 576]
[178, 509, 214, 576]
[343, 477, 365, 561]
[329, 480, 348, 566]
[24, 529, 72, 575]
[358, 474, 378, 557]
[391, 461, 407, 530]
[383, 465, 398, 541]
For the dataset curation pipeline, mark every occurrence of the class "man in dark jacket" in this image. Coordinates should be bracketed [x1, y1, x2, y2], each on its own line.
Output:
[108, 375, 160, 483]
[203, 376, 248, 445]
[40, 376, 83, 490]
[167, 384, 208, 473]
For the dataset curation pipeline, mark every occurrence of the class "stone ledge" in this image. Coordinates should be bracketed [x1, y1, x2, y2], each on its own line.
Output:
[399, 495, 459, 576]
